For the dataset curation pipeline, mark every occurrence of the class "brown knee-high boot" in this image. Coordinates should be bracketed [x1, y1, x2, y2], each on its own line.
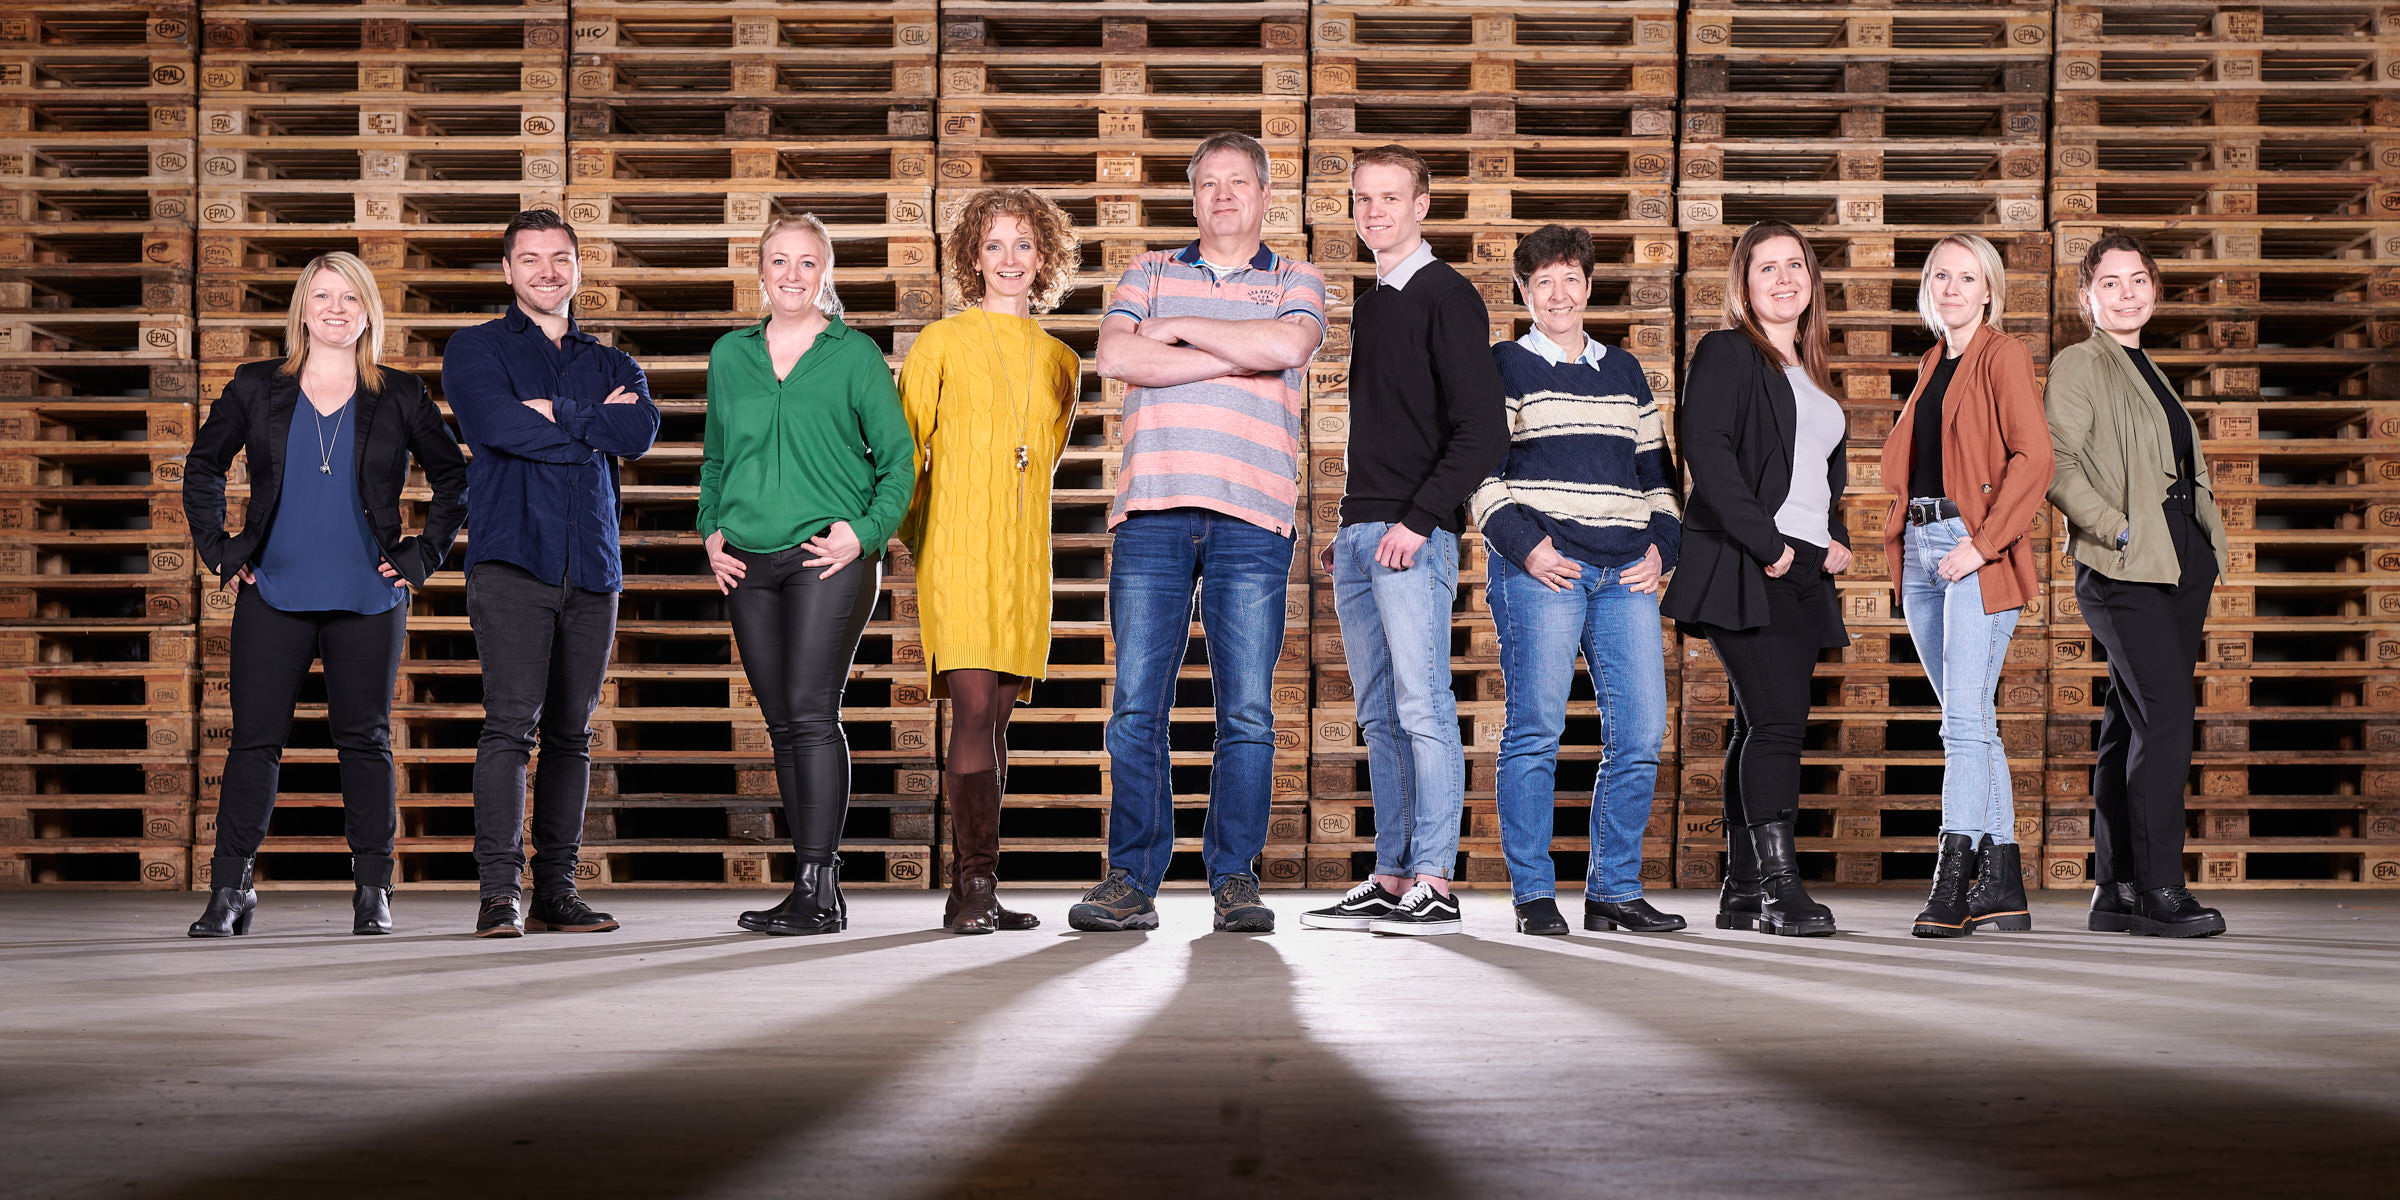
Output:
[944, 768, 1003, 933]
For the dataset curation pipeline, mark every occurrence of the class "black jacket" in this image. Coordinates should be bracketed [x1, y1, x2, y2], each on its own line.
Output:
[183, 359, 470, 587]
[1659, 328, 1849, 644]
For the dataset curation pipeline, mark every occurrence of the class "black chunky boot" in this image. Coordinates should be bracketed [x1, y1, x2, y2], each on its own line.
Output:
[1749, 820, 1835, 937]
[739, 857, 846, 936]
[1910, 832, 1976, 938]
[2087, 882, 2140, 933]
[1964, 837, 2032, 932]
[2129, 886, 2225, 939]
[188, 855, 257, 939]
[351, 854, 394, 936]
[1715, 821, 1766, 931]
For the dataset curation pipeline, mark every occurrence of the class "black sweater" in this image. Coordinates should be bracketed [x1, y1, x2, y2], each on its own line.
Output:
[1341, 257, 1509, 536]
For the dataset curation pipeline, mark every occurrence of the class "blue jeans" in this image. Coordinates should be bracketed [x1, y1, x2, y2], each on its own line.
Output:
[1330, 521, 1464, 880]
[1104, 510, 1295, 894]
[1486, 554, 1669, 904]
[1901, 513, 2022, 843]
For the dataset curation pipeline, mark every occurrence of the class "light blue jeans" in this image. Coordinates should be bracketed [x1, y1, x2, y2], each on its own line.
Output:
[1901, 513, 2022, 843]
[1330, 521, 1463, 880]
[1486, 554, 1669, 904]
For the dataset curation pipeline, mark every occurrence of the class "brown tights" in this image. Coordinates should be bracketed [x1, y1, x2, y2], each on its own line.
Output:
[943, 669, 1023, 775]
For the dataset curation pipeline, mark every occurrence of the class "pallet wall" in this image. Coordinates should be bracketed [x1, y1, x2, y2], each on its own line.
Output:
[2, 1, 2394, 894]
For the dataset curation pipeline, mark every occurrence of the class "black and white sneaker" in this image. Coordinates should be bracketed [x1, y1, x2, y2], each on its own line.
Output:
[1298, 880, 1404, 931]
[1370, 882, 1462, 936]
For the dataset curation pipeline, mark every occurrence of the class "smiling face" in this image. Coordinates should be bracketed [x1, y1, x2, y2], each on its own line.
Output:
[1520, 259, 1591, 347]
[759, 227, 829, 319]
[502, 227, 579, 318]
[1743, 235, 1814, 329]
[1351, 161, 1429, 258]
[976, 213, 1041, 309]
[1925, 242, 1991, 342]
[1189, 147, 1268, 246]
[301, 267, 367, 355]
[2082, 247, 2156, 341]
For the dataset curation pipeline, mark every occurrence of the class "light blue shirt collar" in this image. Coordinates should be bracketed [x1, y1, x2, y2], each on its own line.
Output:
[1373, 239, 1438, 291]
[1517, 327, 1607, 370]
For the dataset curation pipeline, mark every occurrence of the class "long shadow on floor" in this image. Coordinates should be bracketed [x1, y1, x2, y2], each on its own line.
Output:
[129, 937, 1141, 1200]
[929, 935, 1464, 1200]
[1436, 935, 2400, 1198]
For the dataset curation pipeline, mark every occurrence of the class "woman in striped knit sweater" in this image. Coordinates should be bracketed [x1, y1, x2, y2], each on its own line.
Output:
[1471, 224, 1685, 937]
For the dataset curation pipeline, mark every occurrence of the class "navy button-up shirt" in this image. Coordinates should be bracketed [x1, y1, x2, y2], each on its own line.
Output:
[441, 304, 659, 592]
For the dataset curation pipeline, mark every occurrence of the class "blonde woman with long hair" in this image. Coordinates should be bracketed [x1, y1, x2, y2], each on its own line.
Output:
[897, 186, 1080, 934]
[181, 251, 469, 938]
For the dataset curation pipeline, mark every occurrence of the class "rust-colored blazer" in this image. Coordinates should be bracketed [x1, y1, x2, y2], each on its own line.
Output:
[1879, 324, 2053, 615]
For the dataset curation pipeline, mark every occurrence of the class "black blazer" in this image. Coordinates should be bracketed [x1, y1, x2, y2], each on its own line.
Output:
[1659, 328, 1849, 644]
[183, 359, 470, 587]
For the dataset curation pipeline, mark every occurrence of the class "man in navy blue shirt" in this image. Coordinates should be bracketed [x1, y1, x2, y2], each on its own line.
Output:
[443, 209, 659, 937]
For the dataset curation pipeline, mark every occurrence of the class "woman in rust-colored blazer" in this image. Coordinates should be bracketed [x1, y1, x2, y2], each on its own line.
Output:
[1879, 233, 2052, 941]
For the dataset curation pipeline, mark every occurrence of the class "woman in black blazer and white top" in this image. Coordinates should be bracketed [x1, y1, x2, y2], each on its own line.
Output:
[182, 251, 469, 938]
[1661, 221, 1851, 937]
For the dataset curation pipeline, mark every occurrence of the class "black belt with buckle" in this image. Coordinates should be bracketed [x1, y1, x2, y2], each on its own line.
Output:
[1905, 498, 1960, 526]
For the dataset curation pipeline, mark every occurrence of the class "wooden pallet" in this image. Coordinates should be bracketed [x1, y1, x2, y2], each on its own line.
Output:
[1310, 4, 1678, 56]
[1687, 5, 2054, 58]
[0, 842, 186, 889]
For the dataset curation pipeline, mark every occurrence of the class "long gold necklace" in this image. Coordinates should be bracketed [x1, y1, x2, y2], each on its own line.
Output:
[976, 307, 1039, 515]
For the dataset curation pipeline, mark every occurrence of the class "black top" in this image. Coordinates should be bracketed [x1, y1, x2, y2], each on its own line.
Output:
[1657, 329, 1850, 647]
[1340, 257, 1509, 536]
[2129, 348, 2195, 488]
[1906, 351, 1964, 501]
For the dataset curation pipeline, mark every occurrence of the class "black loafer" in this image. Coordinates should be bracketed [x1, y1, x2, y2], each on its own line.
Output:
[1513, 897, 1569, 936]
[1585, 897, 1688, 933]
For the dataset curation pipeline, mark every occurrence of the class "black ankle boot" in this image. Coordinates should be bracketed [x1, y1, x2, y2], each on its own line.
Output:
[1585, 897, 1687, 933]
[2087, 882, 2140, 933]
[739, 857, 846, 936]
[188, 855, 257, 939]
[1964, 837, 2032, 932]
[351, 854, 394, 936]
[1715, 822, 1766, 931]
[1749, 820, 1835, 937]
[1911, 832, 1977, 938]
[1513, 897, 1568, 935]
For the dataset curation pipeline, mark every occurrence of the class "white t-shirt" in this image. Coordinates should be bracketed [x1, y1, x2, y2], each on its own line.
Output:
[1773, 365, 1844, 548]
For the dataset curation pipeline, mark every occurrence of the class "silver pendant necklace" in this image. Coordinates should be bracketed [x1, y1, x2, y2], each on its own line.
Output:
[312, 397, 346, 474]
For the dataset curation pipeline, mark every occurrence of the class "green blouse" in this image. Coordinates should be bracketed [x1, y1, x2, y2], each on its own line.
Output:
[699, 316, 916, 555]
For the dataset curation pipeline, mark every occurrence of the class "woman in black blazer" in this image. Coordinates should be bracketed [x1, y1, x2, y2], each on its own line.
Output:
[181, 251, 469, 938]
[1661, 221, 1851, 937]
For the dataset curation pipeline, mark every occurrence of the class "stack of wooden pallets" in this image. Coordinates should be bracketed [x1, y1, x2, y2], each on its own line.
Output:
[0, 3, 199, 891]
[1675, 0, 2056, 893]
[2042, 0, 2400, 891]
[1303, 0, 1682, 892]
[936, 1, 1313, 889]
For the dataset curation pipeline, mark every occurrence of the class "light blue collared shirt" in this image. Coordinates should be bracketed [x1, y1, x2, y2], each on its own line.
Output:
[1373, 239, 1438, 291]
[1517, 327, 1608, 371]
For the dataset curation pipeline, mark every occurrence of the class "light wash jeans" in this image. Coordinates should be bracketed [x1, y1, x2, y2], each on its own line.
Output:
[1486, 554, 1669, 904]
[1329, 521, 1463, 880]
[1901, 512, 2022, 843]
[1103, 510, 1295, 894]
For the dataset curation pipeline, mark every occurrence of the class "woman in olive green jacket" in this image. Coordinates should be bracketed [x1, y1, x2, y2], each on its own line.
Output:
[2044, 232, 2228, 941]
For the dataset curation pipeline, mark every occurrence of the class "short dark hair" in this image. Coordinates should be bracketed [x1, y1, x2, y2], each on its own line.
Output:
[1513, 224, 1595, 281]
[2077, 230, 2159, 293]
[502, 208, 577, 259]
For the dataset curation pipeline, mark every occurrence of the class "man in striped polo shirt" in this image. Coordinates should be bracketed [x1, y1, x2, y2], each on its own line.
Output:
[1068, 132, 1327, 933]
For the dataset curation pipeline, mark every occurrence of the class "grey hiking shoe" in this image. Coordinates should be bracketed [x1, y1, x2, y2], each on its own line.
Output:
[1067, 867, 1159, 931]
[1212, 874, 1274, 933]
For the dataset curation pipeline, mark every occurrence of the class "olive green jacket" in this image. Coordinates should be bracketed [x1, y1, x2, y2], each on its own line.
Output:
[2043, 330, 2228, 585]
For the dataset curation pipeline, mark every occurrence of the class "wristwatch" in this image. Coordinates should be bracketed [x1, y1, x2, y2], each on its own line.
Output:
[2115, 528, 2130, 550]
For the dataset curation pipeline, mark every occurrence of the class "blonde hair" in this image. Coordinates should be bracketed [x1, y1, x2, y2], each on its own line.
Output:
[945, 187, 1079, 314]
[1918, 234, 2009, 342]
[1722, 221, 1835, 397]
[280, 251, 384, 392]
[759, 215, 841, 317]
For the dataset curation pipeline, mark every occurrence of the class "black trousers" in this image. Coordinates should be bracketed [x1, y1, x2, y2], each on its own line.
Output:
[215, 586, 406, 882]
[468, 562, 618, 899]
[2076, 507, 2215, 891]
[727, 546, 879, 865]
[1704, 545, 1834, 828]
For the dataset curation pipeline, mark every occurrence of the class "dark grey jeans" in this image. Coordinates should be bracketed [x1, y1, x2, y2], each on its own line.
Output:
[467, 561, 618, 899]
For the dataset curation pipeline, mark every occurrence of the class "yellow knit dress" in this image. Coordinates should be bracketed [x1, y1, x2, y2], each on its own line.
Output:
[895, 307, 1079, 699]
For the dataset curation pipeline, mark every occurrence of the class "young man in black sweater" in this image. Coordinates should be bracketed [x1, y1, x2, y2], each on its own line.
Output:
[1300, 144, 1508, 937]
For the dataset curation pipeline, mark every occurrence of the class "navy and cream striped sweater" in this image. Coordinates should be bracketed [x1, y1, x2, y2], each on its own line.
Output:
[1469, 334, 1682, 573]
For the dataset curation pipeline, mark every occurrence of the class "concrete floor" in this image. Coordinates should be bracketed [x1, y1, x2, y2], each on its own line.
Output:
[2, 890, 2396, 1199]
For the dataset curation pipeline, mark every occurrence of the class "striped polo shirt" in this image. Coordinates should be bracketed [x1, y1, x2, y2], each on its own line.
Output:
[1104, 241, 1327, 536]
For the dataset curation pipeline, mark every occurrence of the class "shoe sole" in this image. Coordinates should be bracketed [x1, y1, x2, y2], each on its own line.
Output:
[1762, 920, 1837, 937]
[2088, 912, 2139, 934]
[2125, 915, 2226, 939]
[525, 920, 620, 933]
[1370, 920, 1462, 936]
[353, 927, 392, 937]
[1213, 912, 1275, 933]
[1066, 908, 1159, 932]
[1297, 913, 1382, 931]
[1518, 921, 1569, 935]
[1714, 912, 1764, 932]
[1586, 918, 1688, 934]
[757, 922, 845, 936]
[1967, 911, 2033, 932]
[1911, 920, 1971, 939]
[475, 925, 524, 939]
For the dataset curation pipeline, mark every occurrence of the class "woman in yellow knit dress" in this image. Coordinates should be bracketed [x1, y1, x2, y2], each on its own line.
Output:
[898, 187, 1080, 934]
